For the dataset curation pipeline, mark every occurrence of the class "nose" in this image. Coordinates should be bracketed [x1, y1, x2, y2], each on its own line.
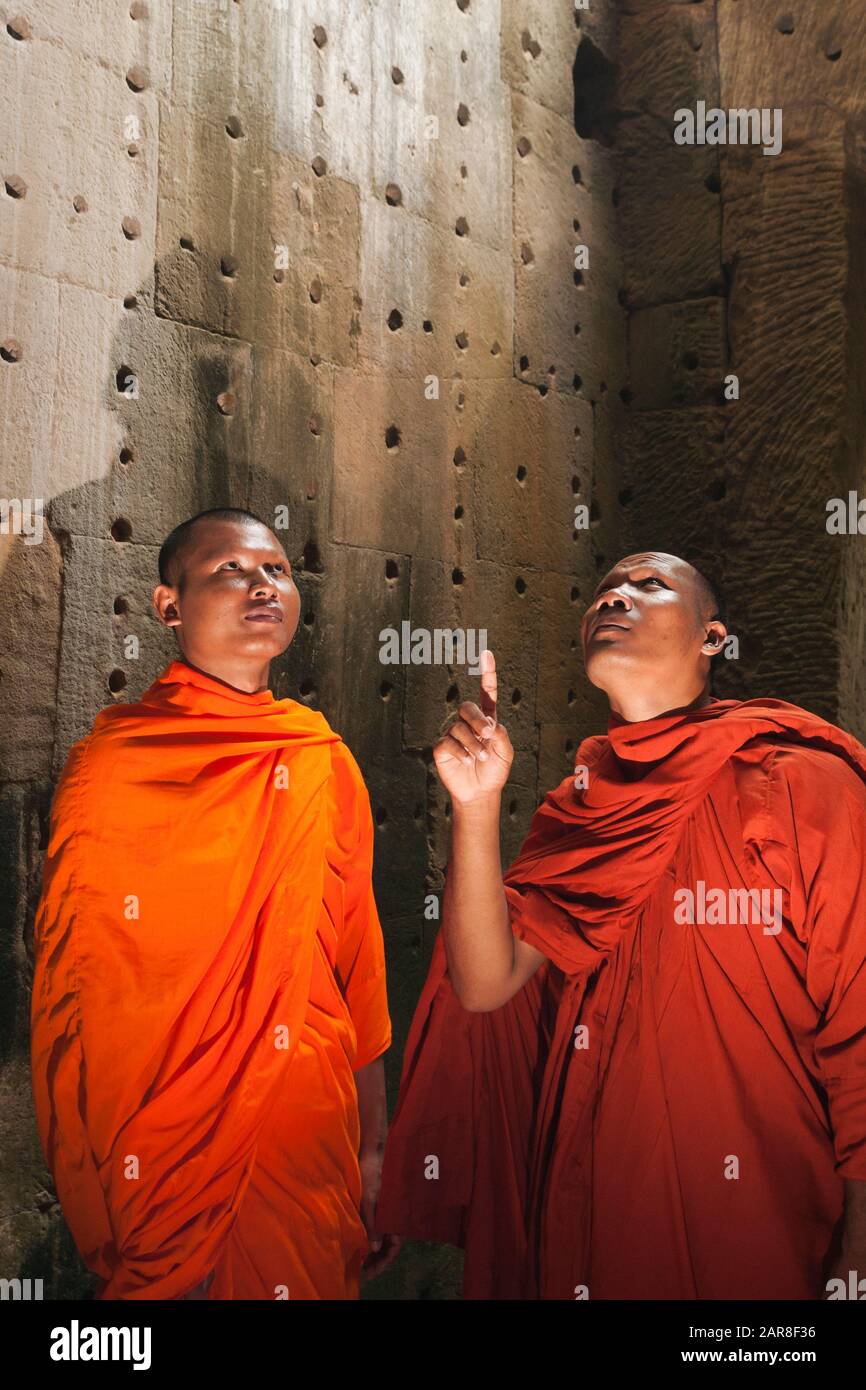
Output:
[250, 568, 279, 596]
[588, 587, 632, 622]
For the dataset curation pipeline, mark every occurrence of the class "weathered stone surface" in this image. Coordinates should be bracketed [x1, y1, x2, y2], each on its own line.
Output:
[618, 115, 723, 309]
[629, 298, 726, 409]
[0, 37, 158, 298]
[619, 1, 719, 120]
[50, 531, 172, 769]
[718, 0, 866, 119]
[371, 0, 511, 251]
[471, 379, 593, 572]
[512, 90, 621, 397]
[500, 0, 579, 125]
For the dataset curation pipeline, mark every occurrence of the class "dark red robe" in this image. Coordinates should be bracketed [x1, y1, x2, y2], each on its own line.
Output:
[377, 697, 866, 1298]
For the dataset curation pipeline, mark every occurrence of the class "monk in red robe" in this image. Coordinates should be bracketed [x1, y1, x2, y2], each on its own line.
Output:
[30, 507, 401, 1299]
[377, 551, 866, 1299]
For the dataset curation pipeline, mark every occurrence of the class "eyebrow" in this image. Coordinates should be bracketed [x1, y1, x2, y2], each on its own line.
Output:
[592, 563, 670, 599]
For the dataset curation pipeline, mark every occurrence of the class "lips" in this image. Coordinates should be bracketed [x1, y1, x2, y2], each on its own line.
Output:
[244, 608, 283, 624]
[590, 618, 630, 637]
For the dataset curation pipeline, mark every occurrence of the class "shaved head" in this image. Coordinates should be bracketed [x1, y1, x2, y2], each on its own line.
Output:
[158, 507, 269, 588]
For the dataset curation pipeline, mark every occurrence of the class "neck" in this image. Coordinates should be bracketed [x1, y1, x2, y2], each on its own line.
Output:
[607, 683, 714, 725]
[175, 653, 272, 695]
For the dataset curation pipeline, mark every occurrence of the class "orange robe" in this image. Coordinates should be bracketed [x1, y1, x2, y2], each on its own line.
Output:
[377, 697, 866, 1299]
[30, 658, 391, 1300]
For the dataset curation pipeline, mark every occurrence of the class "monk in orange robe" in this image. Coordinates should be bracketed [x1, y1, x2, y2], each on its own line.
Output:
[377, 551, 866, 1299]
[30, 506, 401, 1300]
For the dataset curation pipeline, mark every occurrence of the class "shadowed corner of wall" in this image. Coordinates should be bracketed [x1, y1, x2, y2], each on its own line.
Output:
[17, 1206, 98, 1301]
[362, 1240, 464, 1303]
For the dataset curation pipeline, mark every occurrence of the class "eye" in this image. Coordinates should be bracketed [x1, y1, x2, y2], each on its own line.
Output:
[640, 576, 667, 587]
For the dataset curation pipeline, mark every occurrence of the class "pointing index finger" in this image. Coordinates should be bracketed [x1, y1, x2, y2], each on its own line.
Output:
[479, 649, 497, 725]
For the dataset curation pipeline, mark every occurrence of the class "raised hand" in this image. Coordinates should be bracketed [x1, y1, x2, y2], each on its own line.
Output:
[432, 649, 514, 805]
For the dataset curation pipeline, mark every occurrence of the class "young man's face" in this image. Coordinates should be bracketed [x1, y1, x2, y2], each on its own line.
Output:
[153, 518, 301, 672]
[580, 552, 724, 705]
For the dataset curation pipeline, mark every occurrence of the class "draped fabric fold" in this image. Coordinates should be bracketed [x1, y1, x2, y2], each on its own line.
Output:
[376, 696, 866, 1298]
[31, 659, 390, 1300]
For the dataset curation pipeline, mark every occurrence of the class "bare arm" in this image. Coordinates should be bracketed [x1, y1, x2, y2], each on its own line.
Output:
[437, 651, 546, 1012]
[355, 1054, 387, 1161]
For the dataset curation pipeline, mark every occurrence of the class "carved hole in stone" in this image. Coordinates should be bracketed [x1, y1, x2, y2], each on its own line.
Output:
[391, 66, 404, 84]
[457, 0, 470, 10]
[508, 798, 517, 818]
[516, 135, 532, 157]
[121, 216, 141, 239]
[460, 49, 467, 62]
[220, 254, 239, 278]
[303, 542, 324, 575]
[511, 689, 521, 707]
[387, 307, 403, 330]
[123, 294, 138, 309]
[705, 171, 721, 194]
[454, 504, 464, 519]
[457, 103, 470, 126]
[309, 277, 323, 302]
[775, 14, 795, 34]
[521, 30, 541, 59]
[459, 272, 469, 286]
[116, 365, 134, 393]
[572, 476, 580, 494]
[311, 155, 327, 177]
[180, 234, 194, 251]
[111, 517, 133, 542]
[113, 596, 128, 615]
[274, 269, 285, 284]
[826, 45, 842, 61]
[617, 287, 629, 307]
[225, 116, 244, 139]
[216, 391, 236, 415]
[129, 1, 147, 18]
[380, 680, 393, 701]
[423, 318, 433, 332]
[315, 93, 324, 108]
[682, 350, 699, 370]
[519, 355, 529, 372]
[515, 576, 527, 595]
[453, 446, 467, 468]
[1, 339, 22, 363]
[119, 446, 134, 465]
[574, 322, 581, 335]
[109, 669, 127, 694]
[303, 610, 315, 627]
[618, 488, 633, 507]
[308, 414, 321, 436]
[313, 24, 327, 48]
[5, 175, 26, 198]
[385, 424, 401, 451]
[571, 586, 580, 603]
[460, 163, 468, 179]
[490, 341, 501, 356]
[456, 330, 469, 350]
[574, 269, 583, 286]
[452, 567, 464, 585]
[573, 36, 617, 144]
[127, 143, 140, 157]
[299, 677, 316, 701]
[516, 465, 527, 484]
[6, 16, 32, 39]
[573, 374, 583, 392]
[386, 183, 403, 205]
[126, 65, 148, 92]
[567, 689, 576, 706]
[520, 242, 534, 265]
[572, 165, 582, 184]
[537, 383, 549, 398]
[455, 216, 469, 236]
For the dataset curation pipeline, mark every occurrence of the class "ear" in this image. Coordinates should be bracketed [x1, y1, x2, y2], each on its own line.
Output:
[152, 583, 181, 628]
